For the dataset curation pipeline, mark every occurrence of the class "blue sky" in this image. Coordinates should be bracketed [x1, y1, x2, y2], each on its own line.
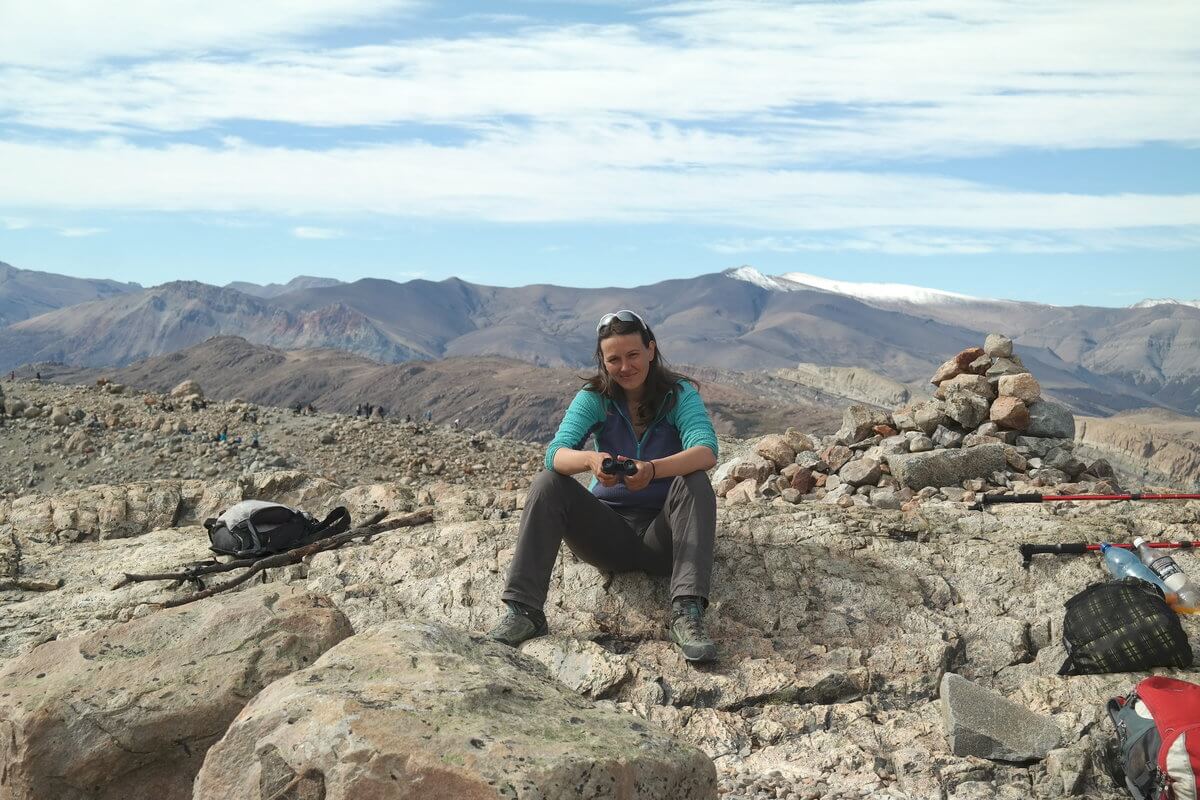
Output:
[0, 0, 1197, 307]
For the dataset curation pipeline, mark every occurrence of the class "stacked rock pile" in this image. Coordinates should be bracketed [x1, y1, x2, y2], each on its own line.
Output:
[714, 333, 1118, 510]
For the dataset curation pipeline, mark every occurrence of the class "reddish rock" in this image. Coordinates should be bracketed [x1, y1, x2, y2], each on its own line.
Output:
[789, 467, 815, 494]
[873, 424, 897, 438]
[990, 396, 1030, 430]
[821, 445, 853, 472]
[931, 347, 986, 385]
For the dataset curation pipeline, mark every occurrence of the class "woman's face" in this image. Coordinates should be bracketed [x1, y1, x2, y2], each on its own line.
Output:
[600, 333, 656, 394]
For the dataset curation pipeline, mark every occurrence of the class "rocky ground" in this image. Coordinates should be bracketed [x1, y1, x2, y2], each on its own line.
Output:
[2, 341, 1199, 799]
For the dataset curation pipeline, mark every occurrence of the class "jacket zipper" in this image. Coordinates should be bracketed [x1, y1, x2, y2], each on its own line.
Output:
[613, 399, 666, 461]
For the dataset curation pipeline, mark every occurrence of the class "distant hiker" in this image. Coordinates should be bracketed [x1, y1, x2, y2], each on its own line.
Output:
[487, 309, 720, 663]
[292, 402, 302, 415]
[355, 404, 362, 417]
[250, 433, 259, 449]
[377, 406, 386, 418]
[8, 371, 13, 382]
[425, 409, 432, 422]
[306, 402, 317, 415]
[404, 413, 412, 424]
[35, 371, 41, 381]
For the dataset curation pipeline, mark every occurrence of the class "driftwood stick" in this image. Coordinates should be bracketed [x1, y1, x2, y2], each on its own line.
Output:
[157, 508, 432, 608]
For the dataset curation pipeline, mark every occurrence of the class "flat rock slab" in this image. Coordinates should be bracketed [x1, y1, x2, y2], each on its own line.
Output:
[886, 444, 1008, 490]
[940, 673, 1061, 762]
[0, 585, 352, 800]
[194, 621, 718, 800]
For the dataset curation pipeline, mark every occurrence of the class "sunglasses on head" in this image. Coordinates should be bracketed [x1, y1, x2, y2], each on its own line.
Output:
[596, 309, 646, 333]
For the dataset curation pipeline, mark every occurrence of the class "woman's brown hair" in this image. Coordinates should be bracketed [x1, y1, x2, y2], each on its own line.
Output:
[581, 316, 697, 427]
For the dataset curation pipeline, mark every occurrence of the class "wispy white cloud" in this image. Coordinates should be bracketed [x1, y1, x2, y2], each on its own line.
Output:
[0, 0, 417, 67]
[57, 226, 105, 237]
[1, 0, 1195, 160]
[291, 226, 344, 239]
[711, 228, 1200, 256]
[1, 217, 33, 230]
[0, 0, 1197, 252]
[1, 138, 1197, 233]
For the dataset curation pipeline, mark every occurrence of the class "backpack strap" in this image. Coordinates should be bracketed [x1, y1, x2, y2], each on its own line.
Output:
[289, 506, 351, 549]
[312, 506, 351, 538]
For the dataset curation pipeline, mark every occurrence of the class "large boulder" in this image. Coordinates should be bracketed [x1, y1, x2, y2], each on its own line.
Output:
[886, 444, 1008, 490]
[193, 621, 718, 800]
[169, 379, 202, 399]
[1026, 400, 1076, 439]
[0, 586, 352, 800]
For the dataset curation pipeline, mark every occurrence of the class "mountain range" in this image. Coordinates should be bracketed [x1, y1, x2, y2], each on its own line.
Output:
[3, 260, 1197, 418]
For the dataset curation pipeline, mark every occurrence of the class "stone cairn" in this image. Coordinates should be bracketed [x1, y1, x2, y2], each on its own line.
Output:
[714, 333, 1118, 511]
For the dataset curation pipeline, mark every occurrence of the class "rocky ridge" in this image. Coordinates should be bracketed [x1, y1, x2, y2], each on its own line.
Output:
[1, 338, 1198, 799]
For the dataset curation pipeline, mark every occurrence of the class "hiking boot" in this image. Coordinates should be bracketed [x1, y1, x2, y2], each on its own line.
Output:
[670, 596, 718, 663]
[488, 601, 548, 647]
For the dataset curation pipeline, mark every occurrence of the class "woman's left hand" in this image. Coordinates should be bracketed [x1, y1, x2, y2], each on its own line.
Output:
[622, 458, 657, 492]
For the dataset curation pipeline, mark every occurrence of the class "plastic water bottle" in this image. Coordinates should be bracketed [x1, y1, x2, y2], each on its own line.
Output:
[1100, 543, 1173, 595]
[1134, 537, 1200, 611]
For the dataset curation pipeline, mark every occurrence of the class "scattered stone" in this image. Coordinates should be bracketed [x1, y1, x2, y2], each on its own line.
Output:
[909, 435, 935, 453]
[983, 334, 1013, 359]
[839, 458, 882, 487]
[1026, 400, 1075, 439]
[837, 405, 893, 445]
[990, 396, 1030, 430]
[931, 348, 987, 385]
[754, 434, 797, 470]
[913, 399, 947, 435]
[937, 373, 995, 401]
[940, 673, 1062, 762]
[932, 425, 964, 449]
[944, 390, 990, 429]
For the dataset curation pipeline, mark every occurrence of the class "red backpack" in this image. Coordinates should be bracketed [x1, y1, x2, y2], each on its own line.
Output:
[1107, 677, 1200, 800]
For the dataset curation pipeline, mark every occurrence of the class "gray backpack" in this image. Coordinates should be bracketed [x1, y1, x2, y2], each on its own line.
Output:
[205, 500, 350, 557]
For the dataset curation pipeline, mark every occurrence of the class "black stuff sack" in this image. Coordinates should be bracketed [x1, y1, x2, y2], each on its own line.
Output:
[1058, 577, 1192, 676]
[204, 500, 350, 558]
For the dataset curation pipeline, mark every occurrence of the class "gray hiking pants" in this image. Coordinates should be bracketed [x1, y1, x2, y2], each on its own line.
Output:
[501, 469, 716, 610]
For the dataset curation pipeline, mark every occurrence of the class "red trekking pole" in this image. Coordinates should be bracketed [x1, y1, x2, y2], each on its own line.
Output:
[973, 492, 1200, 512]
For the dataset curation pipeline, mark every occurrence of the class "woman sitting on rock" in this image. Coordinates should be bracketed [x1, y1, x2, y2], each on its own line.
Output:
[488, 310, 720, 662]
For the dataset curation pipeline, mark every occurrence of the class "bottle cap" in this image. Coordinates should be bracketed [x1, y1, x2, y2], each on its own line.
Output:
[1100, 542, 1112, 552]
[1133, 537, 1147, 548]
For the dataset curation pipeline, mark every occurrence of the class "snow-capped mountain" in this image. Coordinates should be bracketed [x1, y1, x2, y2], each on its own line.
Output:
[727, 266, 994, 305]
[1131, 299, 1200, 310]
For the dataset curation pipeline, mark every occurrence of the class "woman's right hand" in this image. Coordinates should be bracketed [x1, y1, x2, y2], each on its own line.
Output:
[591, 451, 619, 487]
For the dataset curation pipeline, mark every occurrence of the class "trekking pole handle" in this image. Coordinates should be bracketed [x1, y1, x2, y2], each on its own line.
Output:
[982, 494, 1046, 506]
[1020, 542, 1089, 565]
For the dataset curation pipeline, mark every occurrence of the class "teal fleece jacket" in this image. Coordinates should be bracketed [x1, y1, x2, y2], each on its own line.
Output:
[544, 380, 718, 509]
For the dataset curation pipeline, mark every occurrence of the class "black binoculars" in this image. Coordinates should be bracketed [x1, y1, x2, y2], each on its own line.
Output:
[600, 457, 638, 477]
